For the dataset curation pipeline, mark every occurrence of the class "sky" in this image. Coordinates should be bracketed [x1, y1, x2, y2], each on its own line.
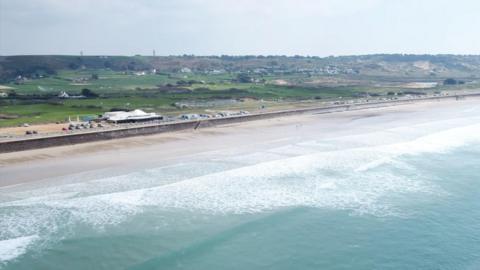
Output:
[1, 0, 479, 56]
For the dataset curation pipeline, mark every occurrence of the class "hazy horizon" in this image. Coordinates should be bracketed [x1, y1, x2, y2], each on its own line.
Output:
[1, 0, 480, 56]
[2, 53, 480, 57]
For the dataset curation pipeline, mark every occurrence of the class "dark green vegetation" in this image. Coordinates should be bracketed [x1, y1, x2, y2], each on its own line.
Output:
[1, 55, 479, 127]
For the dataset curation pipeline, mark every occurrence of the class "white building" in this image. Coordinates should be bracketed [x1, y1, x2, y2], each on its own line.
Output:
[180, 114, 200, 120]
[102, 109, 163, 123]
[58, 91, 85, 99]
[58, 91, 69, 98]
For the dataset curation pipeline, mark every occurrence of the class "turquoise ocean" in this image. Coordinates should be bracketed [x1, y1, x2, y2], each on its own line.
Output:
[1, 104, 480, 269]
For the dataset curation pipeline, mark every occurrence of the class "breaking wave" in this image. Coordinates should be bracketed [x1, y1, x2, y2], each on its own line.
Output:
[0, 235, 38, 264]
[1, 120, 479, 264]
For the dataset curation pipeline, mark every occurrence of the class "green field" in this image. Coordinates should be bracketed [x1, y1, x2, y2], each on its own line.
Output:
[1, 67, 478, 128]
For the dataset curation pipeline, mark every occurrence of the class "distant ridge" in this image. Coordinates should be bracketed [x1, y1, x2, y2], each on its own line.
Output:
[1, 54, 480, 82]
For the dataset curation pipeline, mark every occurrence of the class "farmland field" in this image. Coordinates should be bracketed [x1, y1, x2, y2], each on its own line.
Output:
[1, 55, 479, 127]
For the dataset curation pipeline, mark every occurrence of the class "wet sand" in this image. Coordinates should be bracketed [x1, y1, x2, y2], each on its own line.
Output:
[1, 97, 479, 187]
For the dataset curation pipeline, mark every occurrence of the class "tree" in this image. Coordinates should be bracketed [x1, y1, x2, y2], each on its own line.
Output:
[236, 73, 252, 83]
[8, 90, 18, 98]
[68, 63, 79, 69]
[103, 61, 112, 69]
[91, 74, 99, 80]
[81, 88, 98, 98]
[444, 78, 457, 85]
[176, 80, 190, 86]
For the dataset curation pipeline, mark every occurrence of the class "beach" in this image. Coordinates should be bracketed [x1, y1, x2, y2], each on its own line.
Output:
[2, 96, 480, 184]
[2, 97, 479, 186]
[3, 0, 480, 268]
[1, 97, 480, 269]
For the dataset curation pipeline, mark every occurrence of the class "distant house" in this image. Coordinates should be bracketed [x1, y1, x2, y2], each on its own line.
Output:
[253, 68, 268, 74]
[58, 91, 85, 99]
[14, 75, 28, 84]
[0, 92, 8, 98]
[180, 67, 192, 73]
[58, 91, 70, 98]
[102, 109, 163, 123]
[180, 114, 200, 120]
[71, 77, 89, 83]
[208, 69, 226, 75]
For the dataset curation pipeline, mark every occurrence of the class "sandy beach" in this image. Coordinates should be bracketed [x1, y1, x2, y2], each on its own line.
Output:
[1, 96, 480, 187]
[1, 95, 480, 269]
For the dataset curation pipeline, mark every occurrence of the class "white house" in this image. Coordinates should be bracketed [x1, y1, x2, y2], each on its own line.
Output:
[58, 91, 69, 98]
[102, 109, 163, 123]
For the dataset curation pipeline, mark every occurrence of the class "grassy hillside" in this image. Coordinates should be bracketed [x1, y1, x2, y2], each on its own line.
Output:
[2, 54, 480, 82]
[1, 54, 479, 127]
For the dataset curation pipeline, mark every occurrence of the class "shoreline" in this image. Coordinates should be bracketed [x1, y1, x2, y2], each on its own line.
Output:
[1, 93, 479, 154]
[1, 96, 480, 188]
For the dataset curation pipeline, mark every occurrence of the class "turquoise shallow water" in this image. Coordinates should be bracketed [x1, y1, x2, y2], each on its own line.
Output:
[1, 108, 480, 269]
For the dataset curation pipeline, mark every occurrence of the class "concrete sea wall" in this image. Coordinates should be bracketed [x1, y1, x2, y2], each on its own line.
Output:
[1, 94, 478, 153]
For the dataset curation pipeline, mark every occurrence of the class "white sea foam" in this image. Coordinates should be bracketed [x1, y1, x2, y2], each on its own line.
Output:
[0, 235, 38, 263]
[0, 143, 430, 260]
[355, 122, 480, 171]
[1, 117, 478, 262]
[84, 122, 480, 217]
[385, 123, 480, 155]
[97, 151, 434, 216]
